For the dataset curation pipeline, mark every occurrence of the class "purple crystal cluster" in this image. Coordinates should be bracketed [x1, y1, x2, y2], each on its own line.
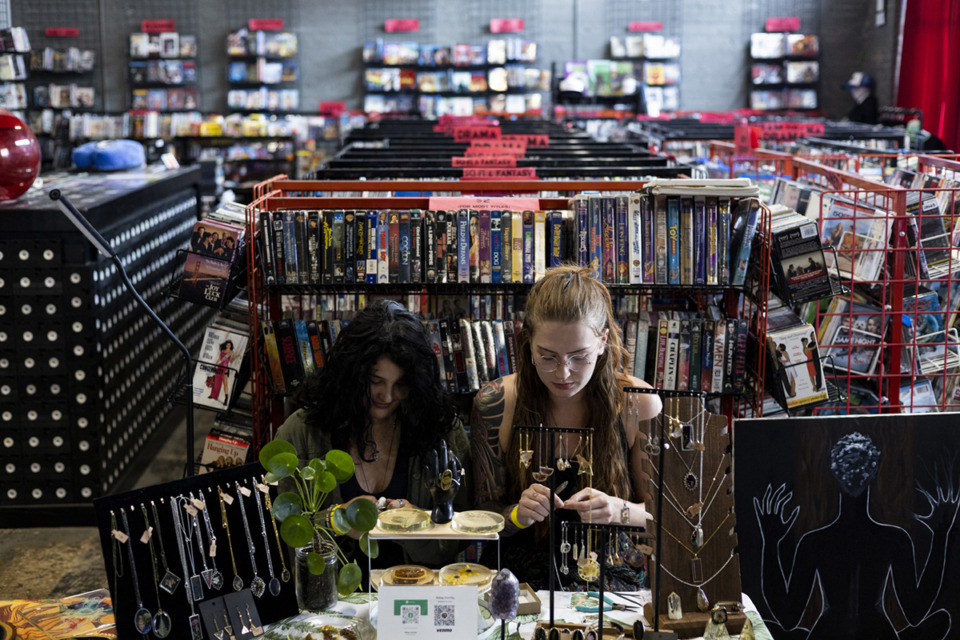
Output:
[488, 568, 520, 620]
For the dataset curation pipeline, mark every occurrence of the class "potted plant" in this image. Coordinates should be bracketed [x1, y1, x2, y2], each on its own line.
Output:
[259, 439, 380, 599]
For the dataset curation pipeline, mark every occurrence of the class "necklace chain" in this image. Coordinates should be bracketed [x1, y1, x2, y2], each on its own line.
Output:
[358, 419, 399, 493]
[218, 488, 240, 577]
[659, 549, 737, 589]
[252, 484, 275, 579]
[119, 508, 146, 610]
[235, 482, 259, 576]
[262, 480, 290, 578]
[140, 504, 163, 605]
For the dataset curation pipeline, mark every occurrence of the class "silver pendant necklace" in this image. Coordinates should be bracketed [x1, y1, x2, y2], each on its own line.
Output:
[235, 481, 266, 598]
[118, 508, 153, 636]
[252, 481, 282, 596]
[140, 504, 172, 638]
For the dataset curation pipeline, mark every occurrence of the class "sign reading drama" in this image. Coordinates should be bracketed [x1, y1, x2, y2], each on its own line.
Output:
[453, 126, 501, 142]
[462, 167, 537, 180]
[490, 18, 524, 33]
[451, 156, 517, 168]
[765, 16, 801, 32]
[385, 19, 420, 33]
[754, 121, 825, 141]
[45, 28, 79, 37]
[628, 21, 663, 32]
[429, 195, 539, 211]
[249, 18, 284, 30]
[502, 134, 549, 147]
[141, 20, 175, 33]
[318, 101, 345, 117]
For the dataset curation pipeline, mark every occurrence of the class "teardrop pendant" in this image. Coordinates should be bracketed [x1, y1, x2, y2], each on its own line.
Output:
[691, 524, 704, 549]
[696, 587, 710, 612]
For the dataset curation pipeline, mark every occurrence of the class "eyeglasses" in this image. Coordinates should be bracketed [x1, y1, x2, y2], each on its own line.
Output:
[532, 344, 600, 373]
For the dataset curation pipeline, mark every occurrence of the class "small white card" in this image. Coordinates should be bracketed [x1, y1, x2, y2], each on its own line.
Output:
[378, 585, 477, 639]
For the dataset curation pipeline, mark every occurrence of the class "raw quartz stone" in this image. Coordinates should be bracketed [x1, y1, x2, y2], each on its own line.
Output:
[703, 620, 731, 640]
[739, 616, 756, 640]
[488, 568, 520, 620]
[667, 591, 683, 619]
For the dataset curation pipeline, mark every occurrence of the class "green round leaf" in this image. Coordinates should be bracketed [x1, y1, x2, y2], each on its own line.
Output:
[359, 532, 379, 559]
[272, 492, 303, 521]
[263, 471, 282, 484]
[259, 439, 297, 469]
[264, 452, 299, 479]
[345, 499, 379, 532]
[338, 562, 362, 596]
[306, 551, 327, 575]
[279, 514, 314, 548]
[301, 466, 316, 481]
[332, 507, 352, 535]
[325, 450, 355, 483]
[308, 458, 327, 475]
[315, 470, 336, 494]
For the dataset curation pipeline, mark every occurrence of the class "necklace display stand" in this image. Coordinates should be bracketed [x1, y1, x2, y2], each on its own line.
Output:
[635, 389, 743, 639]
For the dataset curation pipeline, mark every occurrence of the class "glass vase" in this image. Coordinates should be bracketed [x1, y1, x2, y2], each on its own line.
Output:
[295, 543, 338, 612]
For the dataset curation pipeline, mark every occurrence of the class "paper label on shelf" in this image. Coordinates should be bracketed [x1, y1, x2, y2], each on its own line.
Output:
[755, 122, 824, 142]
[452, 156, 517, 168]
[453, 127, 501, 142]
[628, 21, 663, 32]
[502, 134, 549, 148]
[249, 18, 284, 30]
[765, 16, 801, 32]
[462, 168, 537, 180]
[385, 19, 420, 32]
[490, 18, 524, 33]
[428, 196, 539, 212]
[378, 585, 477, 639]
[141, 20, 175, 33]
[45, 28, 80, 37]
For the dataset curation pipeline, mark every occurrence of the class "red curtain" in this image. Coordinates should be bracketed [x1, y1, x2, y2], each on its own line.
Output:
[897, 0, 960, 150]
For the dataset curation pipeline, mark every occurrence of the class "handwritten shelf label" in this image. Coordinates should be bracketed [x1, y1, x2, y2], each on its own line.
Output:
[141, 20, 175, 33]
[249, 18, 284, 31]
[453, 126, 501, 142]
[462, 167, 537, 180]
[385, 19, 419, 33]
[765, 17, 800, 32]
[628, 21, 663, 32]
[490, 18, 524, 33]
[452, 156, 518, 168]
[45, 28, 79, 37]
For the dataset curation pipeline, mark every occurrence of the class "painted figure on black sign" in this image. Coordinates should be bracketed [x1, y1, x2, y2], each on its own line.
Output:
[753, 432, 956, 639]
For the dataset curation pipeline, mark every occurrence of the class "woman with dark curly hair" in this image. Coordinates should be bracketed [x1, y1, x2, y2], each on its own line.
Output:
[274, 299, 471, 571]
[471, 265, 661, 590]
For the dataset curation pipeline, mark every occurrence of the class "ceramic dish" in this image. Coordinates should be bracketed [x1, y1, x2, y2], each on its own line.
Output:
[451, 510, 505, 534]
[376, 507, 433, 532]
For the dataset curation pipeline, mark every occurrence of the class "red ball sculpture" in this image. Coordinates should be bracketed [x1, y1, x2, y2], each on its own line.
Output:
[0, 109, 41, 200]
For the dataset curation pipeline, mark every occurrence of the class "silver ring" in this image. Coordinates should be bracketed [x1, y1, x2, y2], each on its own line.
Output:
[398, 499, 404, 507]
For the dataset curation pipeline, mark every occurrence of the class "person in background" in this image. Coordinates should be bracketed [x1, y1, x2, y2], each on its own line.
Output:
[274, 300, 471, 575]
[843, 71, 879, 124]
[471, 265, 662, 590]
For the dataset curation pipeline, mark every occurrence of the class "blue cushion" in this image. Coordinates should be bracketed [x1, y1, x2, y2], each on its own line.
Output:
[72, 140, 146, 171]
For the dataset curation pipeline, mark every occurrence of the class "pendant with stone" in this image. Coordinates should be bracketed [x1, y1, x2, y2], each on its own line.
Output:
[691, 524, 704, 549]
[152, 610, 172, 638]
[134, 607, 153, 634]
[683, 472, 699, 491]
[250, 575, 266, 598]
[232, 573, 244, 591]
[269, 576, 281, 596]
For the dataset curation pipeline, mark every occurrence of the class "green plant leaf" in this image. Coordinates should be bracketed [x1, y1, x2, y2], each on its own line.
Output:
[272, 492, 303, 521]
[259, 439, 297, 469]
[359, 532, 379, 559]
[301, 465, 316, 481]
[263, 471, 282, 484]
[345, 499, 378, 532]
[316, 470, 336, 493]
[332, 507, 351, 535]
[279, 514, 314, 548]
[306, 551, 327, 575]
[325, 450, 355, 483]
[308, 458, 327, 474]
[263, 452, 299, 479]
[338, 562, 362, 596]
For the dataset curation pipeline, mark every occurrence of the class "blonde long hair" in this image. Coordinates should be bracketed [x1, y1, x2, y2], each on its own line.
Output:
[509, 265, 632, 502]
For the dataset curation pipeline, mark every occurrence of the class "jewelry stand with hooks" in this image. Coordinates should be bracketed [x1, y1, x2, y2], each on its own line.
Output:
[93, 462, 297, 640]
[631, 388, 744, 639]
[513, 423, 592, 631]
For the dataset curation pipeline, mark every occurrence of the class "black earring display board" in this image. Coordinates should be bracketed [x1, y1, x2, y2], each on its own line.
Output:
[94, 462, 298, 640]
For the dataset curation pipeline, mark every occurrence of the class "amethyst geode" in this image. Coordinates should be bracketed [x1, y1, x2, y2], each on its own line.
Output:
[488, 568, 520, 620]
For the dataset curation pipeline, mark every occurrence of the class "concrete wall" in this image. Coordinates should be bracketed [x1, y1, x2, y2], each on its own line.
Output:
[11, 0, 900, 120]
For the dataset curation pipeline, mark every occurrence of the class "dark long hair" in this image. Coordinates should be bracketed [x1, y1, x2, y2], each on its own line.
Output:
[510, 265, 632, 501]
[299, 300, 455, 460]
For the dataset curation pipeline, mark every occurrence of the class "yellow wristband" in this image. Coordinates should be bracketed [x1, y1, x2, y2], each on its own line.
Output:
[510, 505, 529, 530]
[329, 504, 348, 536]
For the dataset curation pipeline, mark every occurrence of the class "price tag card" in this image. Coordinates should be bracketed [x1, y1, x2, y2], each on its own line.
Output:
[378, 585, 477, 639]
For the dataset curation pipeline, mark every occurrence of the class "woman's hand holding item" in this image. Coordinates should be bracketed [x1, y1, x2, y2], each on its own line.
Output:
[515, 482, 565, 527]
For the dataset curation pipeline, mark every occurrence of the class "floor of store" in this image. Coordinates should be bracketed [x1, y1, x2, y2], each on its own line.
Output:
[0, 409, 215, 600]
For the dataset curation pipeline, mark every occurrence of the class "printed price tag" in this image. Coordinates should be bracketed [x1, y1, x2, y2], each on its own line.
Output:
[638, 544, 654, 555]
[221, 492, 234, 505]
[191, 497, 205, 510]
[256, 483, 270, 494]
[111, 529, 129, 544]
[209, 540, 217, 557]
[238, 485, 252, 497]
[184, 504, 198, 517]
[140, 526, 153, 544]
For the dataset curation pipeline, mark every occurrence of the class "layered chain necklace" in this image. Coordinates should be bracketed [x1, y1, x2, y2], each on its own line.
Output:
[357, 417, 399, 493]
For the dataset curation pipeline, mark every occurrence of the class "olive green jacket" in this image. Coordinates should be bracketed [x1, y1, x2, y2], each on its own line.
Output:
[274, 408, 473, 566]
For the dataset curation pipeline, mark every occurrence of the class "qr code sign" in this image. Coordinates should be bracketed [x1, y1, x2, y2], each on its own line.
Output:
[401, 604, 420, 625]
[434, 605, 455, 627]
